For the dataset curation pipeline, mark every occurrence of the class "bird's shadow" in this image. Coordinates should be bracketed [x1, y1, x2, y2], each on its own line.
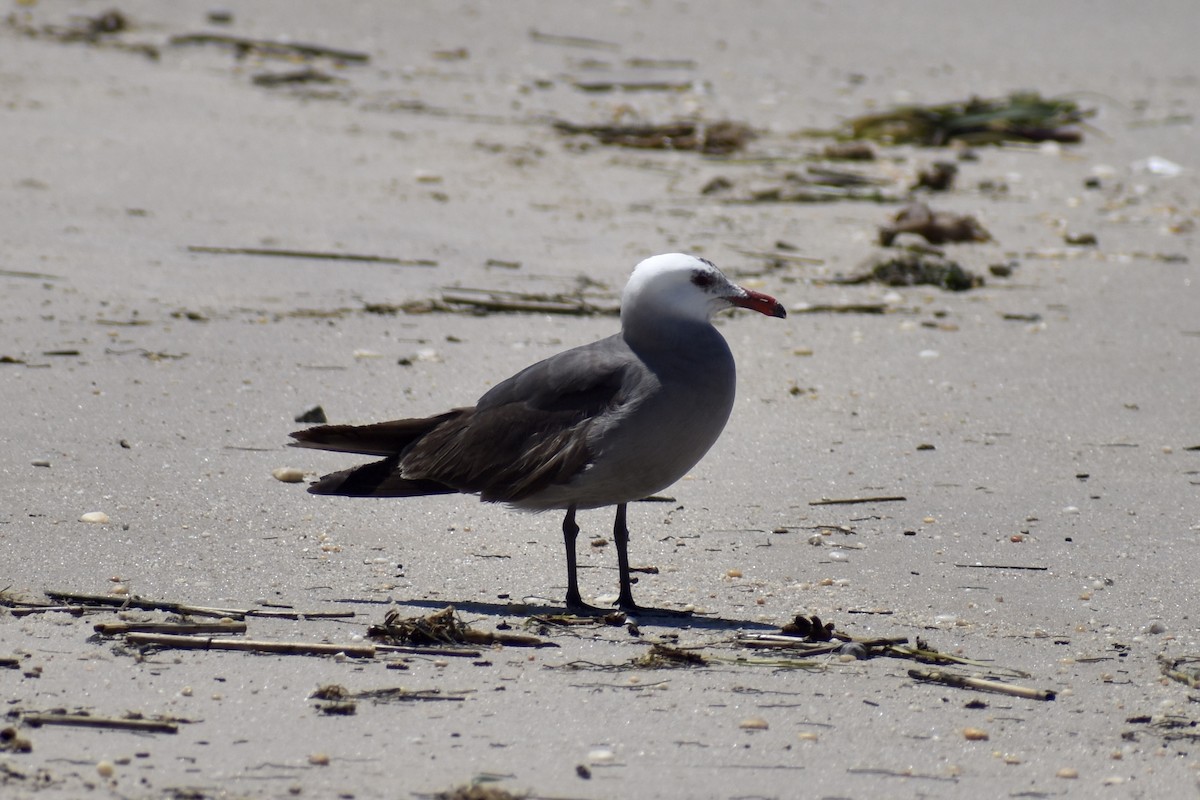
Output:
[332, 596, 781, 633]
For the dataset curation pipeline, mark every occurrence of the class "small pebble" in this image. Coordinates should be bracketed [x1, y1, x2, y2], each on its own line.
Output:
[272, 467, 306, 483]
[962, 727, 989, 741]
[726, 569, 743, 579]
[31, 459, 51, 468]
[828, 550, 849, 562]
[587, 748, 615, 765]
[1056, 767, 1079, 779]
[96, 760, 115, 778]
[739, 716, 769, 730]
[797, 732, 819, 742]
[1146, 621, 1167, 634]
[308, 753, 330, 766]
[80, 511, 110, 524]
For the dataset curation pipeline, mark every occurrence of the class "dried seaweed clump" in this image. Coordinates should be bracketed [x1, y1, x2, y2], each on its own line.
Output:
[849, 251, 983, 292]
[840, 91, 1093, 146]
[368, 606, 472, 645]
[554, 119, 754, 155]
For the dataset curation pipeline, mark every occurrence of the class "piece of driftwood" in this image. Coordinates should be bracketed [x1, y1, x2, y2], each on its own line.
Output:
[22, 713, 181, 733]
[909, 668, 1056, 701]
[124, 632, 375, 658]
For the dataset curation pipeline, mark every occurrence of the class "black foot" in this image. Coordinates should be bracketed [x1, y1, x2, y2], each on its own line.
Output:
[618, 601, 694, 618]
[565, 599, 619, 617]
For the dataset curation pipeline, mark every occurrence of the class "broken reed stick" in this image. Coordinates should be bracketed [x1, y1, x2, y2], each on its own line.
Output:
[809, 495, 907, 506]
[954, 564, 1049, 571]
[187, 245, 436, 267]
[124, 633, 375, 658]
[22, 713, 180, 733]
[94, 621, 248, 636]
[908, 668, 1056, 701]
[44, 591, 355, 620]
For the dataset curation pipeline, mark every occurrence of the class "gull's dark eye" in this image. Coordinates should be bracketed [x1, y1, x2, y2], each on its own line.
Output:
[691, 270, 716, 289]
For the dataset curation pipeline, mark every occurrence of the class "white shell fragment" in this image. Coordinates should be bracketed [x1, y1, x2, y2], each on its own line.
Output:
[272, 467, 306, 483]
[80, 511, 110, 524]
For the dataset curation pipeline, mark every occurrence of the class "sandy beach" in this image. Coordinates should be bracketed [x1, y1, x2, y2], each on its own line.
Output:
[2, 2, 1198, 798]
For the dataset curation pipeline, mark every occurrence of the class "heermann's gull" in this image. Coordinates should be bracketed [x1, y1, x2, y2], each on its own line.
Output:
[289, 253, 785, 612]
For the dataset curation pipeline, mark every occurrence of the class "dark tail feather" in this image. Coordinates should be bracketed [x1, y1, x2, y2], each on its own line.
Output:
[307, 456, 458, 498]
[290, 411, 468, 457]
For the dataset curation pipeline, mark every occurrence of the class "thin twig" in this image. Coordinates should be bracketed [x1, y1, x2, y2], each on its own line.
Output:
[809, 496, 907, 506]
[953, 563, 1048, 571]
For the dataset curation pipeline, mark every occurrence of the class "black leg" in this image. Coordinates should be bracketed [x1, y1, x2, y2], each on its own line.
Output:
[562, 505, 584, 609]
[562, 506, 608, 614]
[614, 503, 691, 617]
[613, 503, 637, 609]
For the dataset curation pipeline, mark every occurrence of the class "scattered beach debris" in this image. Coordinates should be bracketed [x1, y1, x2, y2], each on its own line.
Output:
[40, 590, 354, 620]
[553, 119, 754, 155]
[6, 7, 159, 59]
[821, 141, 876, 161]
[433, 783, 526, 800]
[913, 161, 958, 191]
[251, 67, 340, 87]
[309, 684, 466, 715]
[733, 166, 901, 204]
[295, 405, 328, 424]
[841, 250, 983, 292]
[271, 467, 306, 483]
[829, 91, 1094, 146]
[368, 606, 553, 649]
[879, 202, 992, 246]
[635, 643, 707, 668]
[0, 727, 32, 754]
[1159, 654, 1200, 689]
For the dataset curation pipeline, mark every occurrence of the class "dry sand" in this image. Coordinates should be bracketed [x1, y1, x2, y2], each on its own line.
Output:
[2, 1, 1198, 798]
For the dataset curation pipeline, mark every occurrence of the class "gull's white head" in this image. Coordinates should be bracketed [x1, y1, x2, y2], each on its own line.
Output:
[621, 253, 786, 326]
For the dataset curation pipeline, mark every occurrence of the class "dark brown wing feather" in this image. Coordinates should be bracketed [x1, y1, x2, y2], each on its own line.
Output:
[288, 334, 635, 504]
